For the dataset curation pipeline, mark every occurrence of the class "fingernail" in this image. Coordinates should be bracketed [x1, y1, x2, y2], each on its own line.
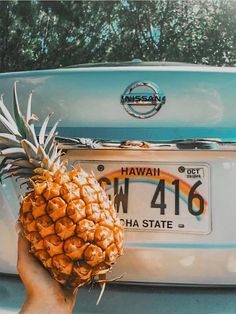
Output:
[15, 221, 21, 234]
[15, 220, 23, 235]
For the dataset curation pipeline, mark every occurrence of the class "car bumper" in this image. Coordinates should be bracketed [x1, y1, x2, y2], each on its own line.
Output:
[1, 274, 236, 314]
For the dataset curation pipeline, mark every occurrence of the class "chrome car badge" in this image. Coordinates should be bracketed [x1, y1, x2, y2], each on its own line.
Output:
[121, 81, 166, 119]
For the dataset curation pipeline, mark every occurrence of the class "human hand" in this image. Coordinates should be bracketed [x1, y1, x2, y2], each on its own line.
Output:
[17, 226, 77, 314]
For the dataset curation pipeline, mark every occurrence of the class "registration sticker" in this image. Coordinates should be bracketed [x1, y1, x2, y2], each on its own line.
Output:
[79, 161, 211, 234]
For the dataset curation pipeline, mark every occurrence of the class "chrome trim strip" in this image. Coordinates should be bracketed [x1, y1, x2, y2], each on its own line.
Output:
[56, 136, 236, 151]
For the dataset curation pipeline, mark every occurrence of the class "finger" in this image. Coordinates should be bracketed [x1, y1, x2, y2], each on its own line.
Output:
[17, 231, 54, 291]
[17, 232, 39, 284]
[15, 220, 23, 235]
[17, 232, 35, 271]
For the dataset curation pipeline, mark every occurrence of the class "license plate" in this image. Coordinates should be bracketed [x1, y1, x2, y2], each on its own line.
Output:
[79, 161, 211, 234]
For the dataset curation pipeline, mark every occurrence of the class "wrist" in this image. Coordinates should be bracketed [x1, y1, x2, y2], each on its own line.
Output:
[20, 294, 72, 314]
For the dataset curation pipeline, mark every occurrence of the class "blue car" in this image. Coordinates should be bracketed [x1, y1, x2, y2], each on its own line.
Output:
[1, 61, 236, 313]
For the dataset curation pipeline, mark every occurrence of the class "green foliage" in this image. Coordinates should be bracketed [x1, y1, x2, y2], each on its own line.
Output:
[0, 0, 235, 72]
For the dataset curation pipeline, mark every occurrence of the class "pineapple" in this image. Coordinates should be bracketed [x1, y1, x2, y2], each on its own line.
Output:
[0, 83, 124, 289]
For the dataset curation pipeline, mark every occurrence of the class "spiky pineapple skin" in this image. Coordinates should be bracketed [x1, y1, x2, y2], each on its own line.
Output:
[19, 165, 124, 288]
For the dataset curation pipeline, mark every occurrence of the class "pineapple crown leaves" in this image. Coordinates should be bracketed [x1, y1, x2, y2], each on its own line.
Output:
[0, 82, 62, 181]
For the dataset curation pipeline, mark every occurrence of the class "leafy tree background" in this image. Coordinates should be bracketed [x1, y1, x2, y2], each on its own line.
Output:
[0, 0, 236, 72]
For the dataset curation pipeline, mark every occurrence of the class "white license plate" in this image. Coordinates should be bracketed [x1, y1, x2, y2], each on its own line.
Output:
[79, 161, 211, 234]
